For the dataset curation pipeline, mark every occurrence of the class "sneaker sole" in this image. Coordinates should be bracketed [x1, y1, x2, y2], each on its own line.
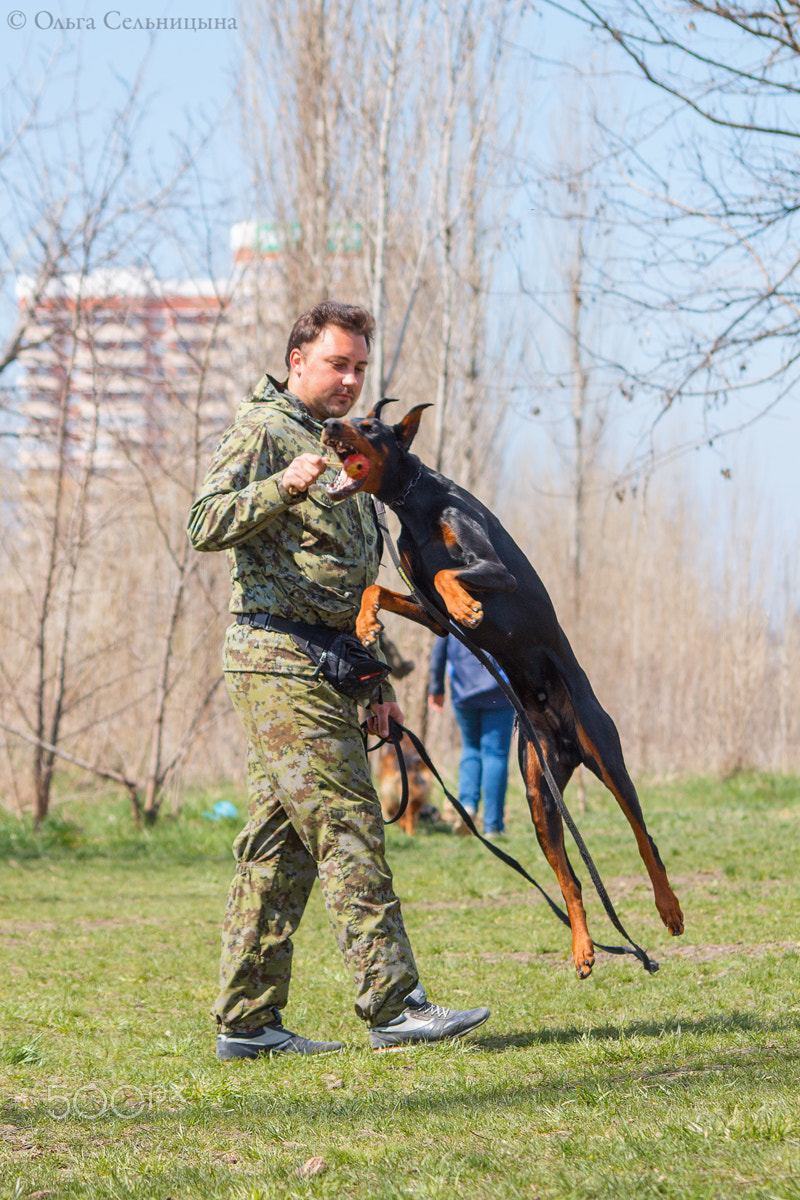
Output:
[218, 1043, 262, 1061]
[217, 1041, 343, 1060]
[370, 1010, 490, 1051]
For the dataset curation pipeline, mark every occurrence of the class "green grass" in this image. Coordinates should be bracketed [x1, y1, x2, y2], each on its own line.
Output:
[1, 772, 798, 1199]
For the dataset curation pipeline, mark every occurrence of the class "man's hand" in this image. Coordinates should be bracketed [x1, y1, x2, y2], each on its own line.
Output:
[428, 693, 444, 713]
[282, 453, 328, 496]
[366, 700, 404, 739]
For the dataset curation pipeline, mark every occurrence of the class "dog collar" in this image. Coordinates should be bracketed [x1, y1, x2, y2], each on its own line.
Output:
[390, 462, 423, 508]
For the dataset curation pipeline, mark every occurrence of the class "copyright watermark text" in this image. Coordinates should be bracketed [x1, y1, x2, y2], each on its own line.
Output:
[6, 10, 238, 30]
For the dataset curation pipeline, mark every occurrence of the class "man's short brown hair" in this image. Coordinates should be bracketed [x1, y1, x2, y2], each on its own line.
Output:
[285, 301, 376, 369]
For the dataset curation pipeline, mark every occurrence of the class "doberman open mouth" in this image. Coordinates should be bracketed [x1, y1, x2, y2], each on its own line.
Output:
[321, 433, 370, 501]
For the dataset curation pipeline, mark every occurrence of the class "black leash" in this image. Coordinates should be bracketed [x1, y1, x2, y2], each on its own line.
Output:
[367, 716, 573, 933]
[373, 500, 658, 974]
[368, 716, 657, 963]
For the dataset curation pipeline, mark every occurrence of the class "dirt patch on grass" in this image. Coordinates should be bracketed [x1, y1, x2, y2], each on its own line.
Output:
[406, 871, 734, 914]
[0, 915, 160, 937]
[635, 1042, 786, 1084]
[409, 893, 531, 911]
[454, 939, 797, 967]
[74, 916, 160, 929]
[479, 950, 567, 966]
[0, 920, 60, 936]
[657, 870, 724, 889]
[669, 940, 797, 963]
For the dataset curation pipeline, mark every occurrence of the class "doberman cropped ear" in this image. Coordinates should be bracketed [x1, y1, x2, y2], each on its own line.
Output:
[367, 397, 400, 421]
[393, 404, 433, 449]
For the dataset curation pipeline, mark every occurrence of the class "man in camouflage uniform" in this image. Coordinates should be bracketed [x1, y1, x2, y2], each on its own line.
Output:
[187, 301, 489, 1055]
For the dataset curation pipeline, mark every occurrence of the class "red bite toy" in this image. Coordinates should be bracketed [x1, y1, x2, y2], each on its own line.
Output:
[343, 453, 370, 480]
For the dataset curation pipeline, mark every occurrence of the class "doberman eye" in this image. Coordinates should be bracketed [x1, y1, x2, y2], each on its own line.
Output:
[361, 421, 375, 433]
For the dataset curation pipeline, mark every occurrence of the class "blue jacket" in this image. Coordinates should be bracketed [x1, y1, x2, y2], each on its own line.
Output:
[429, 635, 513, 711]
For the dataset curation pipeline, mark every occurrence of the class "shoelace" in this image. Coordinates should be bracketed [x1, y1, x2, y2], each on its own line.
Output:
[414, 1002, 450, 1020]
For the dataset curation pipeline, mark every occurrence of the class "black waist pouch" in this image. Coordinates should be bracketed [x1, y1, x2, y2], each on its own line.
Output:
[236, 613, 390, 705]
[301, 628, 391, 704]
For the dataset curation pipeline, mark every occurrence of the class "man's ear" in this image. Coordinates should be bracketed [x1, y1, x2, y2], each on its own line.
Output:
[393, 404, 433, 449]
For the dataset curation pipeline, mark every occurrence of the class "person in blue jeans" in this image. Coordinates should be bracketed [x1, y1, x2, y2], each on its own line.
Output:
[428, 635, 515, 837]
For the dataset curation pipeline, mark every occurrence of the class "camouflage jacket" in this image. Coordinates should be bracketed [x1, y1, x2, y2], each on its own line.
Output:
[187, 374, 386, 650]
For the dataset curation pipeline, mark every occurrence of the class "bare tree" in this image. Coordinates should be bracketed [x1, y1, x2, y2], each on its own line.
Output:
[0, 72, 161, 823]
[0, 60, 231, 824]
[538, 1, 800, 444]
[121, 265, 234, 826]
[515, 92, 630, 804]
[522, 95, 625, 624]
[237, 0, 439, 405]
[428, 0, 520, 479]
[0, 71, 67, 390]
[238, 0, 361, 314]
[352, 0, 436, 406]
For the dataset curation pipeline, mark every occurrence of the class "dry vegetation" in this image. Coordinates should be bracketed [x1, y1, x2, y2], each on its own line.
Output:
[1, 0, 799, 820]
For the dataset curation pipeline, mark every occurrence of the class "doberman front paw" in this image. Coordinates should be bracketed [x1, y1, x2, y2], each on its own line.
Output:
[657, 891, 684, 936]
[573, 934, 595, 979]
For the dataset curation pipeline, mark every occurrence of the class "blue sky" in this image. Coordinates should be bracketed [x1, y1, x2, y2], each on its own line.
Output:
[1, 0, 242, 267]
[2, 0, 796, 567]
[3, 1, 241, 140]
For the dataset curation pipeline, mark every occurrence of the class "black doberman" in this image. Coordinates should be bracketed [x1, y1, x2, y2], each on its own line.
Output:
[321, 400, 684, 978]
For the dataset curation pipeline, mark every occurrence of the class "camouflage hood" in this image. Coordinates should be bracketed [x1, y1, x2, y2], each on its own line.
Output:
[236, 373, 322, 436]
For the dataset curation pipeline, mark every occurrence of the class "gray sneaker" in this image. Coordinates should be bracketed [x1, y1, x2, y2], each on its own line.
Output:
[369, 985, 490, 1050]
[217, 1015, 343, 1060]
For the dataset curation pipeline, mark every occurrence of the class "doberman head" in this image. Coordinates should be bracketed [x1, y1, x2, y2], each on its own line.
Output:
[321, 398, 431, 503]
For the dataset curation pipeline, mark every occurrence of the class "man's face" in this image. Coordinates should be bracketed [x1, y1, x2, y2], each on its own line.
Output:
[289, 324, 369, 421]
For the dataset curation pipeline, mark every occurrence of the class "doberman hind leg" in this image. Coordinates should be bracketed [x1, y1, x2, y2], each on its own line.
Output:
[575, 699, 684, 937]
[356, 584, 447, 646]
[520, 733, 595, 978]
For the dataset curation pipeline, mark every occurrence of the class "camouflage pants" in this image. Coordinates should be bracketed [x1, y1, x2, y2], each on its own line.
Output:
[213, 641, 418, 1033]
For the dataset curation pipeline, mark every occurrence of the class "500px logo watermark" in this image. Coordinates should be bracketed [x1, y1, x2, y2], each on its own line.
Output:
[6, 10, 238, 30]
[47, 1082, 188, 1120]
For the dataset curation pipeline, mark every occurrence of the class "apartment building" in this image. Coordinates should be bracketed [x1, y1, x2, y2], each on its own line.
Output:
[13, 220, 363, 473]
[14, 268, 233, 473]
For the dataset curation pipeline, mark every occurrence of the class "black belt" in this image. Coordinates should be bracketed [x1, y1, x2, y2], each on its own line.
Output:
[235, 612, 389, 703]
[235, 612, 345, 641]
